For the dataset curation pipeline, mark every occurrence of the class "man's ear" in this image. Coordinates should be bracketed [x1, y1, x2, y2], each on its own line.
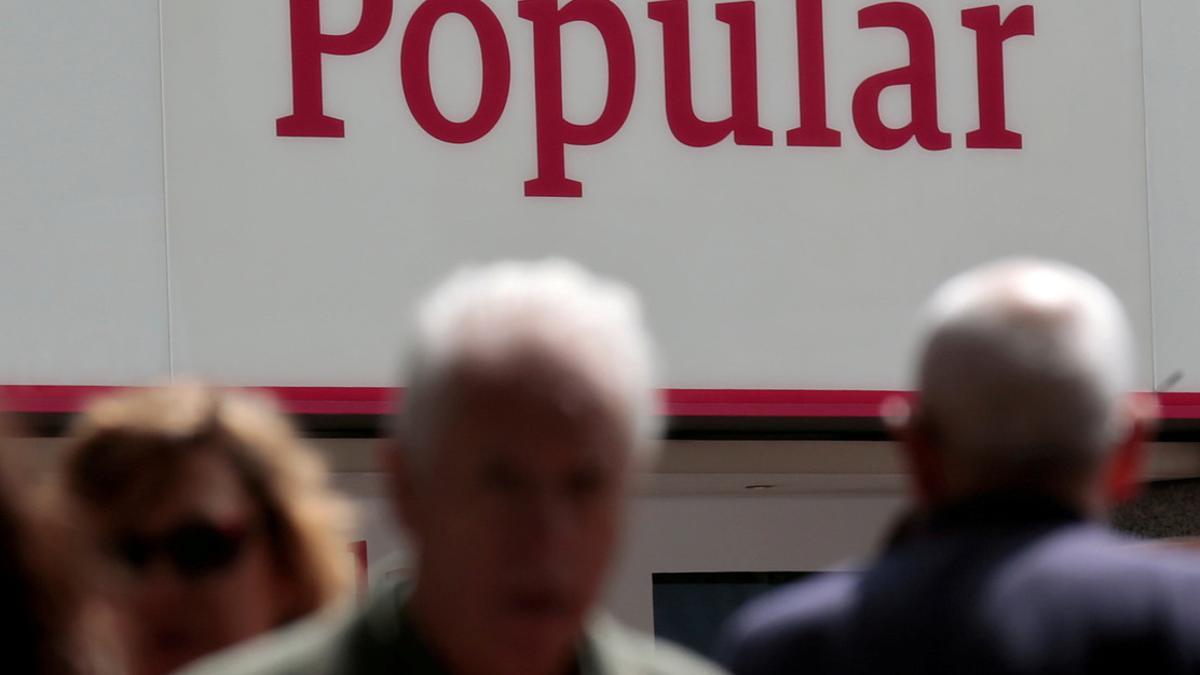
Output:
[1103, 393, 1158, 505]
[377, 438, 419, 533]
[884, 397, 946, 506]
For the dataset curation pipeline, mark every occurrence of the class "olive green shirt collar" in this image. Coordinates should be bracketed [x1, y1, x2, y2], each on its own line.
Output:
[376, 583, 601, 675]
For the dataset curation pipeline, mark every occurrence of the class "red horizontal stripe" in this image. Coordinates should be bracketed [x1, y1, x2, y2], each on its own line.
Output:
[0, 385, 1197, 420]
[662, 388, 910, 418]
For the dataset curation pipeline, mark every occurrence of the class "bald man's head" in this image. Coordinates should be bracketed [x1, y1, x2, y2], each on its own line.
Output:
[906, 259, 1146, 507]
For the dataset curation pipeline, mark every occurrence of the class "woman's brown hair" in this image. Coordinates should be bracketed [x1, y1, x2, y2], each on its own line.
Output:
[60, 384, 354, 621]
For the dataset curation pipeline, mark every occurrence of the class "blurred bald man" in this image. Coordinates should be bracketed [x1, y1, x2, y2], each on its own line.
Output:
[183, 260, 725, 675]
[719, 258, 1200, 675]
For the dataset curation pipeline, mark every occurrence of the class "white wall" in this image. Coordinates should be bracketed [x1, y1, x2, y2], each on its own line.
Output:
[338, 480, 905, 633]
[1142, 0, 1200, 391]
[328, 434, 1200, 633]
[609, 493, 904, 632]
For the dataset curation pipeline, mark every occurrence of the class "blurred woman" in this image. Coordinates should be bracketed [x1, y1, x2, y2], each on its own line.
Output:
[59, 384, 353, 675]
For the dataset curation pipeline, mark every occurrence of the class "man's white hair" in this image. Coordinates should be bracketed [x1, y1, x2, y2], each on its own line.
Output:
[915, 258, 1136, 491]
[396, 258, 660, 468]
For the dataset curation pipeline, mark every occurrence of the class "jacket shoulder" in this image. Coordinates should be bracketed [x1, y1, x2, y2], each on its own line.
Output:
[175, 603, 356, 675]
[714, 572, 859, 674]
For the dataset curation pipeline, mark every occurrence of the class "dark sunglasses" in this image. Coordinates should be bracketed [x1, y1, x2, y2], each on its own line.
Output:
[109, 519, 257, 579]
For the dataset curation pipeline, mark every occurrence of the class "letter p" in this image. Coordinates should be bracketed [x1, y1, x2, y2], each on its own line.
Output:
[277, 0, 394, 137]
[519, 0, 636, 198]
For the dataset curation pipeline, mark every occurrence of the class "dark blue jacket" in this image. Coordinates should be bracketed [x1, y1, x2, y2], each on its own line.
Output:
[718, 494, 1200, 675]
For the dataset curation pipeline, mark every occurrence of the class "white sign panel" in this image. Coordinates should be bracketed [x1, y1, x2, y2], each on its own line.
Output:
[156, 0, 1152, 389]
[1, 0, 169, 384]
[1143, 0, 1200, 393]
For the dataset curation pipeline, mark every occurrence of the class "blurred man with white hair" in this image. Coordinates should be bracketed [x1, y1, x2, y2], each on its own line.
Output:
[183, 259, 725, 675]
[719, 258, 1200, 675]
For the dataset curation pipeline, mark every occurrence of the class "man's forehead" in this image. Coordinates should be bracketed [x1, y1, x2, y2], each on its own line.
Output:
[442, 350, 617, 416]
[427, 373, 628, 461]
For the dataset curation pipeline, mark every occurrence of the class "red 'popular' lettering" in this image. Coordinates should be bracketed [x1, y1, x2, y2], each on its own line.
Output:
[274, 1, 1035, 196]
[788, 0, 840, 147]
[400, 0, 511, 143]
[962, 5, 1035, 149]
[648, 0, 771, 148]
[277, 0, 393, 137]
[852, 2, 951, 151]
[518, 0, 636, 198]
